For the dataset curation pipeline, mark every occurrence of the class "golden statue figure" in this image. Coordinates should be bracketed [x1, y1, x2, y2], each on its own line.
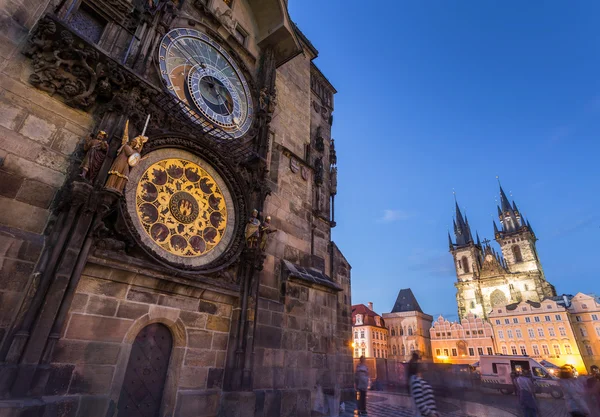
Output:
[245, 209, 261, 248]
[105, 120, 148, 194]
[80, 130, 108, 182]
[259, 215, 276, 251]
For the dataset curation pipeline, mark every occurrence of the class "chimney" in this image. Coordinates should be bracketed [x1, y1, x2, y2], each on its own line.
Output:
[368, 302, 373, 311]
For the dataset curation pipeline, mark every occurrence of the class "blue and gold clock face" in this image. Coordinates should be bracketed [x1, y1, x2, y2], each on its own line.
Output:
[158, 28, 253, 139]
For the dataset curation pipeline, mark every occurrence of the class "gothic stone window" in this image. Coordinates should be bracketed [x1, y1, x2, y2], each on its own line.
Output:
[461, 256, 470, 273]
[512, 245, 523, 263]
[490, 289, 508, 308]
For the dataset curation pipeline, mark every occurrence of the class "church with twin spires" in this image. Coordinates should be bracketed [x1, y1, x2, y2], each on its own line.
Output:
[448, 184, 556, 320]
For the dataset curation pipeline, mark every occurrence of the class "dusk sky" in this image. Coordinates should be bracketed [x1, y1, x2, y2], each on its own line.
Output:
[289, 1, 600, 321]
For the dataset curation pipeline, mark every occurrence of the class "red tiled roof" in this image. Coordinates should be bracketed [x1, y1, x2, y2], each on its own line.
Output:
[352, 304, 386, 327]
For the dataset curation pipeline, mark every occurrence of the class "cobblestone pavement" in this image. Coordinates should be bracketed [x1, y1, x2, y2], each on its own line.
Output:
[339, 390, 571, 417]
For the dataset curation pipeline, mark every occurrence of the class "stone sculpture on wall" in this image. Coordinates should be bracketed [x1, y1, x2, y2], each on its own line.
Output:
[245, 209, 261, 248]
[105, 120, 148, 194]
[259, 216, 276, 251]
[80, 130, 108, 182]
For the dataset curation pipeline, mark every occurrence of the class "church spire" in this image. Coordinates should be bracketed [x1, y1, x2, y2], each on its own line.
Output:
[453, 198, 474, 246]
[497, 183, 520, 233]
[448, 231, 454, 250]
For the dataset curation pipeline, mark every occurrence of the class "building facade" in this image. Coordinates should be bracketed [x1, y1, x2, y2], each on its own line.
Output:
[449, 185, 556, 320]
[352, 303, 389, 359]
[489, 299, 586, 373]
[383, 288, 433, 362]
[430, 314, 495, 364]
[0, 1, 353, 416]
[568, 293, 600, 372]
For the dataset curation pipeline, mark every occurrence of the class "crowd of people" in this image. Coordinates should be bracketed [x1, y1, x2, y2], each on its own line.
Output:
[355, 355, 600, 417]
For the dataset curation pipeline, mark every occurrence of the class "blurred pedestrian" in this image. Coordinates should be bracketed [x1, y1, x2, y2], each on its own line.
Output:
[515, 370, 539, 417]
[408, 359, 439, 417]
[559, 365, 590, 417]
[355, 356, 369, 416]
[586, 365, 600, 417]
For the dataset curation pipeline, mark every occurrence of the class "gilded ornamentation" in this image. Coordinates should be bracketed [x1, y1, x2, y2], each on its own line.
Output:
[134, 158, 228, 258]
[105, 120, 148, 194]
[245, 209, 260, 248]
[259, 216, 276, 251]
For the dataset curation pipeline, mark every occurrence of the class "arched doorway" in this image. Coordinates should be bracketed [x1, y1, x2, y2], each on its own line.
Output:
[117, 323, 173, 417]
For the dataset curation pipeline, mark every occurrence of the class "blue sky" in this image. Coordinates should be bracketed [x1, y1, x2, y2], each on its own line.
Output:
[289, 1, 600, 320]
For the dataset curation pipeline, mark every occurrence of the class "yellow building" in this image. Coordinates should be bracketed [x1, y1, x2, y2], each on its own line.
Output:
[489, 299, 586, 374]
[352, 303, 389, 359]
[568, 293, 600, 372]
[430, 314, 495, 364]
[384, 289, 433, 362]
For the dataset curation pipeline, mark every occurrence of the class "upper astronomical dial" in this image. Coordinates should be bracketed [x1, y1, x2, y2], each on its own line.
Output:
[158, 28, 253, 139]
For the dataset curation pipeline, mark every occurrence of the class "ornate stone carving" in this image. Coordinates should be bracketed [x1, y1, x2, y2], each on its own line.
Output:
[315, 126, 324, 152]
[217, 8, 237, 34]
[245, 209, 260, 249]
[329, 167, 337, 196]
[105, 120, 148, 194]
[314, 157, 323, 186]
[259, 216, 276, 251]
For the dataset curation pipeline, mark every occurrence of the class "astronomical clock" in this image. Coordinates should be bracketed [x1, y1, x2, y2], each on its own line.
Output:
[121, 27, 254, 271]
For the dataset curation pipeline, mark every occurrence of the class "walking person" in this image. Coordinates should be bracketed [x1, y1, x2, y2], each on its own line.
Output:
[515, 370, 539, 417]
[408, 360, 439, 417]
[355, 356, 369, 416]
[585, 365, 600, 417]
[559, 365, 590, 417]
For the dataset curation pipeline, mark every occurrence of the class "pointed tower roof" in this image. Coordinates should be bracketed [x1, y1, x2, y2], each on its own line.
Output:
[448, 231, 454, 250]
[493, 220, 499, 236]
[391, 288, 423, 313]
[499, 184, 512, 214]
[453, 198, 474, 246]
[512, 201, 519, 214]
[476, 232, 481, 246]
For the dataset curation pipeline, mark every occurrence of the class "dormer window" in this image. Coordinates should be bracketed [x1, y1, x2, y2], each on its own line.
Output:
[355, 314, 363, 325]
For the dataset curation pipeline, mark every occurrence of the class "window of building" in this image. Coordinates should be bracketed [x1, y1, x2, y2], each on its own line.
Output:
[522, 307, 528, 311]
[361, 348, 366, 357]
[553, 345, 561, 355]
[68, 3, 107, 44]
[498, 330, 504, 339]
[410, 344, 415, 353]
[391, 328, 395, 337]
[511, 346, 518, 355]
[477, 347, 484, 356]
[513, 318, 519, 324]
[401, 345, 406, 356]
[544, 316, 551, 322]
[234, 26, 248, 46]
[470, 301, 475, 309]
[537, 328, 545, 337]
[354, 348, 358, 357]
[512, 245, 523, 262]
[487, 347, 493, 355]
[469, 347, 475, 356]
[548, 328, 556, 337]
[580, 327, 587, 337]
[586, 345, 593, 356]
[360, 330, 365, 338]
[354, 331, 358, 339]
[462, 256, 470, 273]
[542, 345, 550, 355]
[592, 314, 599, 321]
[565, 344, 572, 354]
[505, 319, 510, 324]
[466, 331, 470, 336]
[392, 345, 397, 355]
[507, 330, 513, 338]
[520, 346, 527, 355]
[496, 320, 501, 325]
[408, 328, 413, 336]
[582, 304, 588, 309]
[501, 346, 508, 355]
[436, 349, 441, 356]
[478, 330, 483, 335]
[576, 316, 582, 322]
[452, 348, 458, 357]
[515, 329, 522, 338]
[596, 328, 600, 337]
[444, 348, 449, 356]
[534, 317, 540, 323]
[555, 315, 562, 321]
[547, 305, 553, 310]
[525, 317, 531, 323]
[528, 329, 535, 338]
[532, 345, 540, 356]
[559, 327, 567, 337]
[400, 328, 404, 336]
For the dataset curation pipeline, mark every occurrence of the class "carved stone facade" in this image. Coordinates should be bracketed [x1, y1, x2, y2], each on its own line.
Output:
[449, 186, 556, 320]
[0, 1, 351, 416]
